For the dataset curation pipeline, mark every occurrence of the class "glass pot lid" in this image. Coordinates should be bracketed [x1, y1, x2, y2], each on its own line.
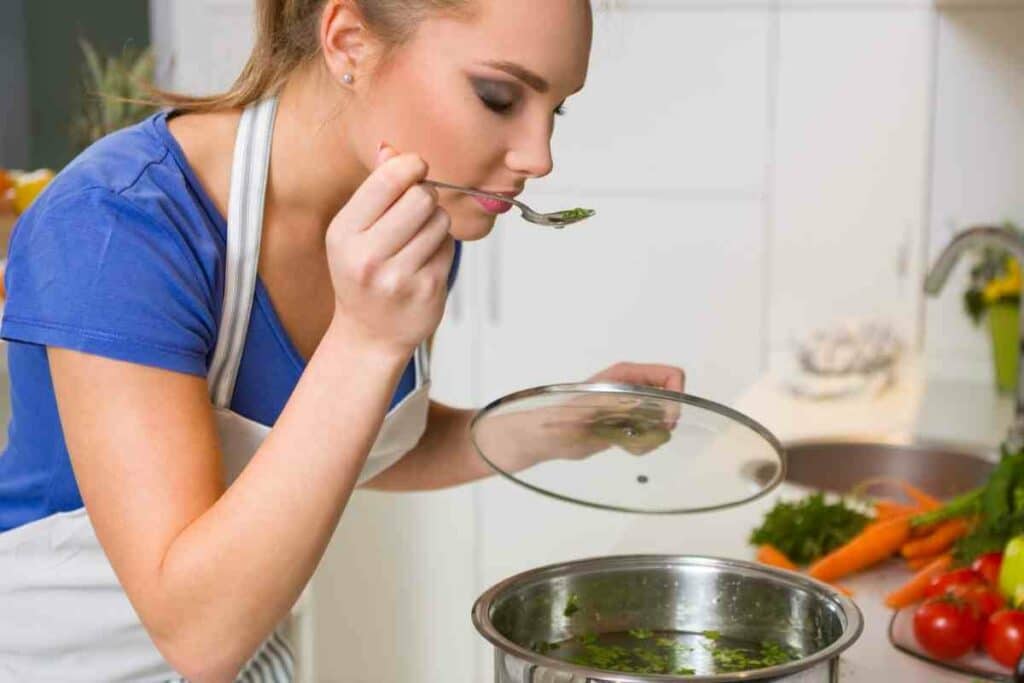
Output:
[470, 382, 786, 514]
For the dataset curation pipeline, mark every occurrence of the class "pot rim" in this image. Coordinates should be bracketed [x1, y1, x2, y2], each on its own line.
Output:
[471, 554, 864, 683]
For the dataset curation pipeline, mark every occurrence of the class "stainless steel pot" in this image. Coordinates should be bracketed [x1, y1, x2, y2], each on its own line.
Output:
[473, 555, 863, 683]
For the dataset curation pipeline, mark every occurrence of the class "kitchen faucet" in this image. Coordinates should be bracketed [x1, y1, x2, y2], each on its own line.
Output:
[925, 224, 1024, 453]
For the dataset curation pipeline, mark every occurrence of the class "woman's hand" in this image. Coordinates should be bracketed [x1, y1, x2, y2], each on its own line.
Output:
[481, 362, 688, 471]
[585, 361, 686, 393]
[325, 143, 455, 357]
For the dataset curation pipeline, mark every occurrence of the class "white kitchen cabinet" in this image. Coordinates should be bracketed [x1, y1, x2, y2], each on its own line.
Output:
[475, 196, 766, 407]
[767, 9, 932, 358]
[545, 8, 771, 196]
[470, 196, 768, 560]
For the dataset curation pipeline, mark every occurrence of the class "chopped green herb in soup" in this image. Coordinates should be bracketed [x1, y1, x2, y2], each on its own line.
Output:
[563, 593, 580, 617]
[530, 629, 797, 676]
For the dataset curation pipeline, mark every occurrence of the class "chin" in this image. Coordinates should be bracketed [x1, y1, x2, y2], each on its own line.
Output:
[448, 211, 498, 241]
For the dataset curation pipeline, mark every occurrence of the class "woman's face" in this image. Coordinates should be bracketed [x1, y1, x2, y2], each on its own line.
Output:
[347, 0, 593, 241]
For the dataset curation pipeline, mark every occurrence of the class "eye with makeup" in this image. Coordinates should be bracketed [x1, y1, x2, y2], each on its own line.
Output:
[471, 77, 567, 117]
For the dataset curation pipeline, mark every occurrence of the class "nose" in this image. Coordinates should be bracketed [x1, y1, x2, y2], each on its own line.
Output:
[505, 122, 554, 180]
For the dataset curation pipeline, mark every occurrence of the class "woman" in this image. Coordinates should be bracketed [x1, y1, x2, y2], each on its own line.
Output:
[0, 1, 684, 681]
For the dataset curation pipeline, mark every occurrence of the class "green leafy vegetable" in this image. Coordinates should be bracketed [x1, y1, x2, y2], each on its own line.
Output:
[558, 207, 594, 221]
[563, 593, 580, 617]
[749, 493, 871, 565]
[913, 450, 1024, 564]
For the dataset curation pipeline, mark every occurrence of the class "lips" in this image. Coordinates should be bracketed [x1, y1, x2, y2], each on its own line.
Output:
[473, 195, 514, 214]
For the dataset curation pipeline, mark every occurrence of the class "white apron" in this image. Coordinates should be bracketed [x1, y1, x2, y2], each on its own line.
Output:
[0, 96, 432, 682]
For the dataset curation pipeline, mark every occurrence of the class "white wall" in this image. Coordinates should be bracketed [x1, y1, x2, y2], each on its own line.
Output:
[148, 0, 255, 92]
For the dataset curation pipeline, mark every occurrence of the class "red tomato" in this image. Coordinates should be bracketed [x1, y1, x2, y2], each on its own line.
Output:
[950, 583, 1005, 623]
[913, 597, 983, 659]
[972, 553, 1004, 586]
[983, 610, 1024, 668]
[925, 568, 986, 599]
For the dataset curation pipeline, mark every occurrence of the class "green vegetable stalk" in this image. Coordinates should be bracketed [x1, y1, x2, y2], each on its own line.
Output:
[911, 449, 1024, 564]
[910, 489, 982, 528]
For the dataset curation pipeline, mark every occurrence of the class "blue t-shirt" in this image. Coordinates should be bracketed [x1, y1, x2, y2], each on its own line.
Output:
[0, 112, 460, 533]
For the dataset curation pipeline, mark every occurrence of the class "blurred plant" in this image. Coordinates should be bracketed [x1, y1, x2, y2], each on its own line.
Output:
[964, 222, 1024, 325]
[71, 38, 158, 150]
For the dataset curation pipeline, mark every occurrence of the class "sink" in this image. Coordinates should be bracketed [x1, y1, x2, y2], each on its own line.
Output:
[750, 439, 995, 499]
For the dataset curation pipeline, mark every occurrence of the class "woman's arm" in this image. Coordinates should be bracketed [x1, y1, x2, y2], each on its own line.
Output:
[50, 324, 408, 683]
[361, 400, 487, 491]
[363, 362, 686, 491]
[50, 148, 453, 683]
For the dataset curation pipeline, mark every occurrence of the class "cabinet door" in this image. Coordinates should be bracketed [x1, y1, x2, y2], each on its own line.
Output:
[313, 244, 483, 683]
[768, 9, 931, 357]
[474, 195, 766, 567]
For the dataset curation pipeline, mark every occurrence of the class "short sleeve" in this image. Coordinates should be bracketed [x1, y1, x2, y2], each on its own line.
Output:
[1, 188, 217, 377]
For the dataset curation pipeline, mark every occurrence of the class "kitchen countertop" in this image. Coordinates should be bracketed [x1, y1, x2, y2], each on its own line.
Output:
[607, 354, 1014, 682]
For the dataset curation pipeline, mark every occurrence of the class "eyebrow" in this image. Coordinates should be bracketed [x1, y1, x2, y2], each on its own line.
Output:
[480, 60, 550, 93]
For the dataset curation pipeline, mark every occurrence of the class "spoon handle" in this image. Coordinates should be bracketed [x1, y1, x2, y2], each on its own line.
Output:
[423, 180, 524, 209]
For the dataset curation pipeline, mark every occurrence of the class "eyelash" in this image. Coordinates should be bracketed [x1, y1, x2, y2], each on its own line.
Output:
[479, 95, 567, 118]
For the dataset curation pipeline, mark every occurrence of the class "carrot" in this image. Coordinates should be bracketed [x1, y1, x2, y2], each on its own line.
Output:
[808, 515, 912, 582]
[757, 544, 798, 571]
[875, 499, 920, 520]
[884, 554, 953, 609]
[899, 483, 943, 511]
[900, 519, 970, 559]
[830, 583, 855, 597]
[853, 478, 942, 511]
[906, 553, 945, 571]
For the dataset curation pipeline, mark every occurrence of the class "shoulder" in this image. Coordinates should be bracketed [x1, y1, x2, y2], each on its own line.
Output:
[9, 114, 225, 287]
[1, 115, 224, 376]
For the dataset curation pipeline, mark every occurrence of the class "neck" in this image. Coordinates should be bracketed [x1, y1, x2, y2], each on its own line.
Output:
[267, 65, 366, 233]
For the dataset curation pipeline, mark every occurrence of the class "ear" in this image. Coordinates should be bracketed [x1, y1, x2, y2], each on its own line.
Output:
[319, 0, 378, 85]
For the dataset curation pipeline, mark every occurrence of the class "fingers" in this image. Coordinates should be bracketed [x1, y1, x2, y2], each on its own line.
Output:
[336, 145, 429, 233]
[588, 363, 686, 392]
[390, 208, 452, 274]
[366, 183, 441, 259]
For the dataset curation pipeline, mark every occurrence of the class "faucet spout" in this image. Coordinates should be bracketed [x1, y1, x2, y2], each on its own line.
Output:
[925, 225, 1024, 453]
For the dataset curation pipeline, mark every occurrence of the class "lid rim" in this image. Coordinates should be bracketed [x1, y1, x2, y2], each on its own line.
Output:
[470, 382, 787, 515]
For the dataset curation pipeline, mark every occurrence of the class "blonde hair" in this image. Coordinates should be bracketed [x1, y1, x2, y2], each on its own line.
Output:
[155, 0, 472, 113]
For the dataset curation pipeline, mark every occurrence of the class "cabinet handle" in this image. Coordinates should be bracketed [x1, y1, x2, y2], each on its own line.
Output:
[451, 275, 463, 323]
[488, 233, 501, 324]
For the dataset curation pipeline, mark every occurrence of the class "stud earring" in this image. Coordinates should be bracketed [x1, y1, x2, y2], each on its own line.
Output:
[342, 73, 354, 85]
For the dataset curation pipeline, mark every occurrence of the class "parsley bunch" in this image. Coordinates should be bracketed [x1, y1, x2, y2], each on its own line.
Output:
[749, 493, 870, 565]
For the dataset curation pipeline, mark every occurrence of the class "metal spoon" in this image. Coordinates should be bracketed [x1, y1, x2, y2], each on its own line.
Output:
[423, 179, 595, 228]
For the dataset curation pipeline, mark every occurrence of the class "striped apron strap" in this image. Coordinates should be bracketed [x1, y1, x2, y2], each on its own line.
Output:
[193, 95, 296, 683]
[207, 96, 279, 408]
